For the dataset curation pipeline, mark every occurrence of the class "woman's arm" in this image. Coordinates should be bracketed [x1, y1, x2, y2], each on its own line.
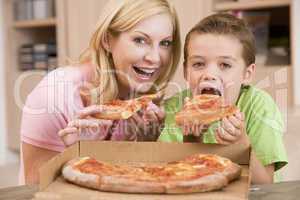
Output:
[22, 142, 59, 185]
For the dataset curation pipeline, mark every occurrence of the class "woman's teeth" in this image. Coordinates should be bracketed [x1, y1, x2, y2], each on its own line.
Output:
[133, 66, 156, 77]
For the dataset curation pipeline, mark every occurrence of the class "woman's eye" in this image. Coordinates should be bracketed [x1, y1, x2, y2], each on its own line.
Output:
[220, 62, 232, 69]
[134, 37, 146, 44]
[160, 40, 172, 48]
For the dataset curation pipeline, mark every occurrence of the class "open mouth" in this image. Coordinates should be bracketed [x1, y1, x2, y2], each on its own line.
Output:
[200, 87, 222, 96]
[133, 66, 157, 78]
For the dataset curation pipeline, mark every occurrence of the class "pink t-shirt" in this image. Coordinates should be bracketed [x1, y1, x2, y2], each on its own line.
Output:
[19, 66, 88, 184]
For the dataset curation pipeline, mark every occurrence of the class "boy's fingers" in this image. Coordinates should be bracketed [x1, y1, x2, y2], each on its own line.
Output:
[216, 127, 237, 142]
[215, 131, 230, 145]
[221, 118, 236, 136]
[193, 124, 203, 137]
[227, 115, 242, 130]
[234, 111, 244, 121]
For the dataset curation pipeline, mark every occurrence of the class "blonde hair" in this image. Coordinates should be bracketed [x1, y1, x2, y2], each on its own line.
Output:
[79, 0, 181, 104]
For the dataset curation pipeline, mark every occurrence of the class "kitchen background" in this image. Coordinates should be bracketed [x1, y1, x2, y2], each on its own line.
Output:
[0, 0, 300, 188]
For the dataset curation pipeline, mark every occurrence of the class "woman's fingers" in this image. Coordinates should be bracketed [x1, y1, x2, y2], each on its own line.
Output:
[144, 103, 165, 123]
[58, 127, 78, 137]
[76, 105, 104, 119]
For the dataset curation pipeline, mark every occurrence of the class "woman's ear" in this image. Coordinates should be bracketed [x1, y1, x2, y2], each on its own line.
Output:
[101, 33, 111, 53]
[242, 63, 256, 85]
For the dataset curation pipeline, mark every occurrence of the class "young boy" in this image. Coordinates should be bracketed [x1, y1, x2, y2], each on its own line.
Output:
[159, 13, 287, 184]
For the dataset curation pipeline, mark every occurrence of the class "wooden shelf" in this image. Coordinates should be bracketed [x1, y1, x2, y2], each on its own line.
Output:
[214, 0, 290, 11]
[13, 18, 56, 28]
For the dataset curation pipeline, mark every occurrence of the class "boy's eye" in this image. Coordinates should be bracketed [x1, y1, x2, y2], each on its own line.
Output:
[160, 40, 172, 48]
[220, 62, 232, 69]
[192, 62, 205, 68]
[134, 37, 146, 45]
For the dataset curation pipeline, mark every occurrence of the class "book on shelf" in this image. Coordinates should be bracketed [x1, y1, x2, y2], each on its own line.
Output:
[13, 0, 55, 21]
[19, 42, 57, 71]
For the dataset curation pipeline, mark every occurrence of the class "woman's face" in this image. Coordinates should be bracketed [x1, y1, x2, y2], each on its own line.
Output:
[107, 13, 174, 98]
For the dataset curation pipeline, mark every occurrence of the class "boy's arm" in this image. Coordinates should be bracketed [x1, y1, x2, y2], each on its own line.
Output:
[238, 132, 274, 184]
[250, 152, 274, 184]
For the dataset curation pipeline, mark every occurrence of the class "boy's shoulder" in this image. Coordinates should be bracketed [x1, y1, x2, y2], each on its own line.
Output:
[238, 85, 280, 115]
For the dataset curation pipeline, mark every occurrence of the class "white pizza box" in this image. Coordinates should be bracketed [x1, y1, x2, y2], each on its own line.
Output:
[33, 141, 252, 200]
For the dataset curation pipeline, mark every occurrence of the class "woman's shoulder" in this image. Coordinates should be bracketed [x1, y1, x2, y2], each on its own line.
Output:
[25, 65, 89, 108]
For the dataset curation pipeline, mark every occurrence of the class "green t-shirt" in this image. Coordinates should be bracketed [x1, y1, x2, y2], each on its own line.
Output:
[159, 86, 288, 173]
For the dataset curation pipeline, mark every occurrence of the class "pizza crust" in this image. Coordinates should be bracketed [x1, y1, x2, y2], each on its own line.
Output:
[62, 158, 100, 190]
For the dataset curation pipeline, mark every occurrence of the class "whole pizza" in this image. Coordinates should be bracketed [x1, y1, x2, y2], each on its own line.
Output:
[62, 153, 241, 194]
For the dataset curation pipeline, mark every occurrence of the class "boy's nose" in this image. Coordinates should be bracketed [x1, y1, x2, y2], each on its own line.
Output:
[201, 73, 217, 81]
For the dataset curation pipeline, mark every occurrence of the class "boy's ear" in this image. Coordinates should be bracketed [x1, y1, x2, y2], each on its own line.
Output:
[242, 63, 256, 85]
[101, 33, 111, 52]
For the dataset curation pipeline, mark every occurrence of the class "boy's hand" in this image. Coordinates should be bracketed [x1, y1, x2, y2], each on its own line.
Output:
[182, 124, 209, 137]
[215, 110, 246, 145]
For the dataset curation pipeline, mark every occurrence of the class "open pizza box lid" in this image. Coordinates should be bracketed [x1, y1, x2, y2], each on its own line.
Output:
[33, 141, 252, 200]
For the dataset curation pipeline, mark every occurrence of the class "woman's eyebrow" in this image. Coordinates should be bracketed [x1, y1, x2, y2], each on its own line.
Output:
[134, 31, 150, 39]
[134, 31, 173, 40]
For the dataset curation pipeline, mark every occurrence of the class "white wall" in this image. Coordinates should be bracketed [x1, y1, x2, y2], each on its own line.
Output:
[0, 0, 7, 165]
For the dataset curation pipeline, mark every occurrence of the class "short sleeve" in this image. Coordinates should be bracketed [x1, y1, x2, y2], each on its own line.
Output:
[238, 87, 288, 171]
[20, 68, 84, 152]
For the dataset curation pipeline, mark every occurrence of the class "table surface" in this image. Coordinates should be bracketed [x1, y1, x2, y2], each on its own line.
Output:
[1, 180, 300, 200]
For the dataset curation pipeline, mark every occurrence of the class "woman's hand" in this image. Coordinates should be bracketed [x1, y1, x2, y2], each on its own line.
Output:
[215, 110, 246, 145]
[58, 105, 113, 146]
[112, 102, 165, 141]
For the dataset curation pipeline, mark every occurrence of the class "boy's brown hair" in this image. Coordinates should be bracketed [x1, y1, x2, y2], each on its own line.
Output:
[183, 13, 255, 71]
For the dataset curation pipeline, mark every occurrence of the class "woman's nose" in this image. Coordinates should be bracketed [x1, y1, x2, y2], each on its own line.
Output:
[145, 47, 160, 64]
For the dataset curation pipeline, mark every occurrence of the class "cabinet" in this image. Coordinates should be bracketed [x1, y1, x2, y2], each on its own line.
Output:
[212, 0, 300, 107]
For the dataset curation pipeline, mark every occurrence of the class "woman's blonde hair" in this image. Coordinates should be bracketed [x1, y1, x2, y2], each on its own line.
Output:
[79, 0, 181, 104]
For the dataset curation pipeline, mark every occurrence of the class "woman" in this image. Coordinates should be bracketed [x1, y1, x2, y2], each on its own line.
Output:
[20, 0, 181, 185]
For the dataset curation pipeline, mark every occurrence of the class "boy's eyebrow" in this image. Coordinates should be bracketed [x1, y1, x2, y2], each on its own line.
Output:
[188, 55, 204, 59]
[218, 56, 237, 61]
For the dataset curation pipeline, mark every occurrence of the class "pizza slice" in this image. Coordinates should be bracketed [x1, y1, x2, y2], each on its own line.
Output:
[91, 93, 160, 120]
[175, 94, 238, 126]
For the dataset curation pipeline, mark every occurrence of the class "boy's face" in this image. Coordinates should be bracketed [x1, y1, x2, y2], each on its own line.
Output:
[185, 33, 255, 105]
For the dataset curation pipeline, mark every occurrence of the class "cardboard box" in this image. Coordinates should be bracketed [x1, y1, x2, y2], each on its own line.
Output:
[33, 141, 251, 200]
